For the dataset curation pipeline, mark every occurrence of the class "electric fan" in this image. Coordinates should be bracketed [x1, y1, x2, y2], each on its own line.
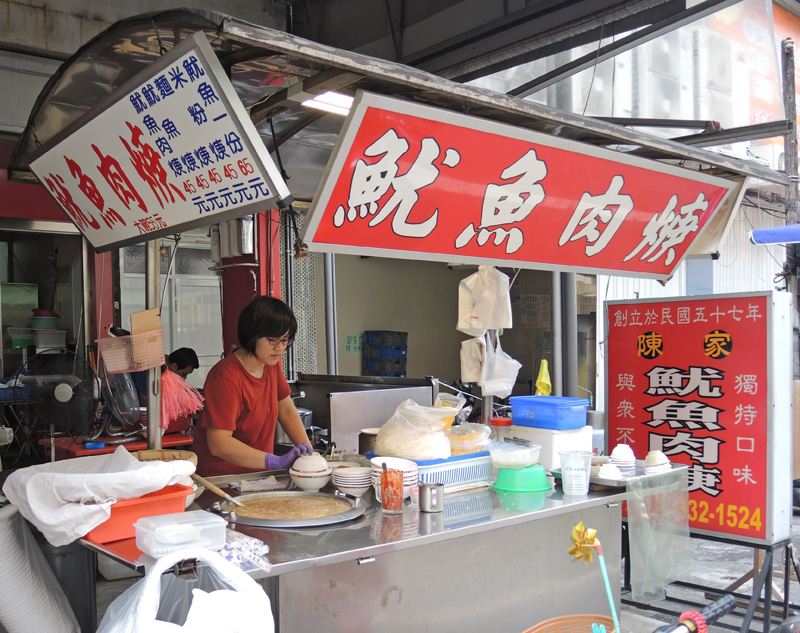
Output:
[82, 358, 145, 445]
[13, 348, 101, 460]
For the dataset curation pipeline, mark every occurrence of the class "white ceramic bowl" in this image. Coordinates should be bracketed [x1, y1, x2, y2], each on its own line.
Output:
[328, 461, 363, 470]
[370, 455, 418, 473]
[645, 450, 669, 468]
[335, 483, 371, 497]
[610, 444, 635, 462]
[293, 452, 331, 473]
[289, 467, 332, 491]
[333, 466, 372, 479]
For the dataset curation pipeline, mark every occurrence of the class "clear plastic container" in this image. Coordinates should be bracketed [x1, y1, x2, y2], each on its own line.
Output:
[134, 510, 226, 558]
[489, 417, 512, 442]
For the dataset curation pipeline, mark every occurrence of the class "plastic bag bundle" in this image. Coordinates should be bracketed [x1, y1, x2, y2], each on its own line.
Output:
[161, 370, 205, 430]
[375, 399, 465, 461]
[478, 335, 522, 399]
[97, 548, 273, 633]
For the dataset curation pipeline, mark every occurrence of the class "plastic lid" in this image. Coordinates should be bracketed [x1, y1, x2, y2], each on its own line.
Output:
[490, 417, 512, 427]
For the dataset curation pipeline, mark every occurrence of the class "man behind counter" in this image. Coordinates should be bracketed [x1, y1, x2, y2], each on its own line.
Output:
[133, 347, 200, 407]
[192, 296, 313, 477]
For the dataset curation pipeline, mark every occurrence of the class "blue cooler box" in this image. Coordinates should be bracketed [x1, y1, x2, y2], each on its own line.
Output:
[510, 396, 589, 430]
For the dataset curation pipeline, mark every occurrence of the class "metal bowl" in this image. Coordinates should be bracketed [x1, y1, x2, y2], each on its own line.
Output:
[217, 490, 366, 528]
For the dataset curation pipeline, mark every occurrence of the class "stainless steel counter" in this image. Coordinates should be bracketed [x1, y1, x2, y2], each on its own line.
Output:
[85, 471, 629, 632]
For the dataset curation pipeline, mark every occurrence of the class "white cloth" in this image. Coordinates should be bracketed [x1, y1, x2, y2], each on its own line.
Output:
[2, 445, 195, 546]
[456, 266, 512, 337]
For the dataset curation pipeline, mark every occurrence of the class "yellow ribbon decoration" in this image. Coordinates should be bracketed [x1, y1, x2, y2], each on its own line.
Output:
[568, 521, 597, 565]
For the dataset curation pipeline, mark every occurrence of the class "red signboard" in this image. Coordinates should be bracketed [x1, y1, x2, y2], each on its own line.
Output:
[302, 92, 736, 280]
[605, 293, 788, 543]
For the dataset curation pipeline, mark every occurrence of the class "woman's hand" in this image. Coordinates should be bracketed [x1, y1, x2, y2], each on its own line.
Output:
[264, 445, 305, 470]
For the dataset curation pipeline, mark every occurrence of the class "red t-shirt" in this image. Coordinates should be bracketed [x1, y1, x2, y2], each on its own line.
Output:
[193, 353, 291, 477]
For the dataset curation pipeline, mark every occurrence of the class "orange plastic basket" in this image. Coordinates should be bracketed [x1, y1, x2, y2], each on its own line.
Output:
[522, 615, 616, 633]
[84, 483, 192, 544]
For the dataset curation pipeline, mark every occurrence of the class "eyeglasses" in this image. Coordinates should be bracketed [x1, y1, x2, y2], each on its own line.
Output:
[265, 336, 295, 347]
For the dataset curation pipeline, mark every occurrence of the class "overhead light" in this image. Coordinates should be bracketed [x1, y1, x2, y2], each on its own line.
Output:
[301, 91, 353, 116]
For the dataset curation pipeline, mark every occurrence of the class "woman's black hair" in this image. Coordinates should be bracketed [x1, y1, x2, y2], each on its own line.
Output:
[237, 296, 298, 354]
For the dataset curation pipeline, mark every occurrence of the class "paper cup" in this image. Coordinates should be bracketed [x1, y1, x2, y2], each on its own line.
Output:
[559, 450, 592, 495]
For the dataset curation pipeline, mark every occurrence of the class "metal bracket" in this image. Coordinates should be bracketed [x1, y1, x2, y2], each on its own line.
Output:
[171, 558, 199, 580]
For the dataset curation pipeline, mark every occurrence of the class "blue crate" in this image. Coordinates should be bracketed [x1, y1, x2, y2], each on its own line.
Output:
[509, 396, 589, 430]
[364, 343, 407, 359]
[363, 357, 407, 373]
[364, 330, 408, 346]
[362, 369, 407, 377]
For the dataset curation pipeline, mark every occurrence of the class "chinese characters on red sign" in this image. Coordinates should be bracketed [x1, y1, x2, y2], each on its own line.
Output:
[31, 33, 289, 251]
[303, 93, 736, 280]
[606, 295, 769, 540]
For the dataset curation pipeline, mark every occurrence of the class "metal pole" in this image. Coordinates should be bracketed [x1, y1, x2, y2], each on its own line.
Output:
[782, 39, 800, 379]
[562, 272, 578, 398]
[145, 239, 162, 449]
[324, 253, 338, 374]
[481, 330, 496, 425]
[551, 271, 562, 396]
[81, 238, 91, 357]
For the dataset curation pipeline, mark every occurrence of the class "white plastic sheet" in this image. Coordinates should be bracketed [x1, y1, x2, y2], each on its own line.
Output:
[626, 467, 690, 603]
[0, 505, 80, 633]
[2, 445, 195, 546]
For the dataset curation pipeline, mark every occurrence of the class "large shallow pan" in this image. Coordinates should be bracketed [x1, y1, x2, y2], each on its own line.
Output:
[216, 490, 366, 529]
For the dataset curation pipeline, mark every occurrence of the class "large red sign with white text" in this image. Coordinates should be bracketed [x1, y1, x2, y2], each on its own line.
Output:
[606, 295, 770, 541]
[302, 92, 736, 280]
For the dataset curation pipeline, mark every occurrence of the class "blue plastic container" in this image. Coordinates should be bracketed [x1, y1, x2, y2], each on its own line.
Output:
[509, 396, 589, 430]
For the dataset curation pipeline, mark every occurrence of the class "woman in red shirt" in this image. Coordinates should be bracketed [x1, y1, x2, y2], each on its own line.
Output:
[193, 296, 313, 476]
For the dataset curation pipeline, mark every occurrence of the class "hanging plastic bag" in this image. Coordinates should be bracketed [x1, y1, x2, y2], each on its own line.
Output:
[96, 547, 273, 633]
[459, 337, 485, 383]
[375, 399, 463, 460]
[535, 359, 552, 395]
[478, 335, 522, 399]
[456, 266, 513, 337]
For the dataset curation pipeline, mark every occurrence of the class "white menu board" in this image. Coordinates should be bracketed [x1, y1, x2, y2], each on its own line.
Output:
[30, 31, 291, 251]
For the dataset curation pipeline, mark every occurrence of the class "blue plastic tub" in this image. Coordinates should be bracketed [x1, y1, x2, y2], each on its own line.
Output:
[509, 396, 589, 430]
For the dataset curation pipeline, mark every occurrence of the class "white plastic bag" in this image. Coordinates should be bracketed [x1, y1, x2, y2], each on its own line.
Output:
[456, 266, 513, 337]
[375, 399, 463, 460]
[459, 337, 485, 383]
[96, 548, 273, 633]
[478, 335, 521, 399]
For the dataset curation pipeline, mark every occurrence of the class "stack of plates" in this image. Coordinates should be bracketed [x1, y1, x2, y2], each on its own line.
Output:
[370, 456, 419, 499]
[332, 466, 372, 497]
[609, 444, 636, 476]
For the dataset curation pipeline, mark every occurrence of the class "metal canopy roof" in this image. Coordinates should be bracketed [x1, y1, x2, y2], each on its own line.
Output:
[9, 7, 790, 198]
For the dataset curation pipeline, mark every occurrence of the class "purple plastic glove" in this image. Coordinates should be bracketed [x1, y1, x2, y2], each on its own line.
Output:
[296, 443, 314, 456]
[264, 445, 303, 470]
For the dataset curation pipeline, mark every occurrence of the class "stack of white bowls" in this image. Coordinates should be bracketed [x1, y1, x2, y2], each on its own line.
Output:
[370, 456, 418, 499]
[609, 444, 636, 476]
[289, 452, 332, 492]
[644, 450, 671, 474]
[332, 466, 372, 497]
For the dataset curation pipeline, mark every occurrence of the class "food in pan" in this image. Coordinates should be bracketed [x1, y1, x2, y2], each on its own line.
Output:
[233, 494, 350, 520]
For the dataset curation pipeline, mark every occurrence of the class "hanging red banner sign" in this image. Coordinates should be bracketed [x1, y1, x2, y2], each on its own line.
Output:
[302, 92, 736, 280]
[605, 292, 792, 545]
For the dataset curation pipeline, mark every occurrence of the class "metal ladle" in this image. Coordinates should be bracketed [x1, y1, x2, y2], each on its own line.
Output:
[191, 473, 243, 507]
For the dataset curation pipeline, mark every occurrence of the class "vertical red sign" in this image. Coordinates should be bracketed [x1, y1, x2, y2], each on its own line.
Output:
[606, 295, 768, 540]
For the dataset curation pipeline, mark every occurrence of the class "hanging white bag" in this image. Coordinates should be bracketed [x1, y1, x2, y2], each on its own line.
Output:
[459, 337, 485, 383]
[456, 266, 512, 337]
[96, 547, 273, 633]
[478, 334, 522, 399]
